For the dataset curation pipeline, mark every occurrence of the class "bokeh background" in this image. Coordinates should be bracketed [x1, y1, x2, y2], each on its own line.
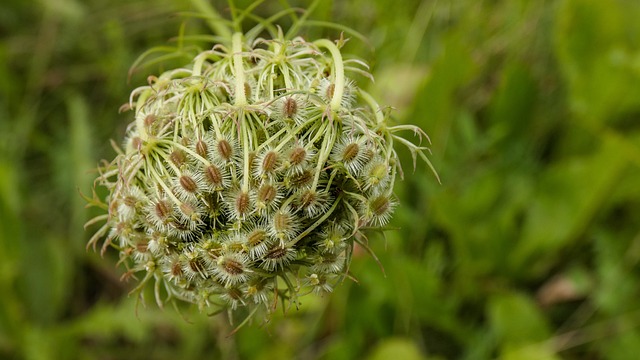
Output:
[2, 0, 640, 359]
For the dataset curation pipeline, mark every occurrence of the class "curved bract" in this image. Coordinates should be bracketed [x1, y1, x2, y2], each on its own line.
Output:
[86, 5, 435, 320]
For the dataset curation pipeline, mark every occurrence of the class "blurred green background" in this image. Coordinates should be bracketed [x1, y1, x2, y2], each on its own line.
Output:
[2, 0, 640, 359]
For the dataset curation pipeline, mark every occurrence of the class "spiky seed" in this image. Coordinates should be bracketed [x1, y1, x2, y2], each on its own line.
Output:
[170, 149, 187, 167]
[144, 114, 157, 127]
[289, 147, 306, 166]
[130, 137, 142, 151]
[179, 175, 198, 193]
[261, 151, 278, 173]
[370, 196, 390, 216]
[171, 262, 183, 277]
[342, 143, 359, 162]
[289, 169, 313, 188]
[283, 97, 298, 118]
[244, 82, 252, 100]
[265, 246, 287, 260]
[195, 139, 208, 158]
[247, 229, 267, 247]
[300, 191, 316, 209]
[155, 200, 172, 220]
[257, 184, 277, 204]
[123, 195, 137, 208]
[217, 139, 233, 161]
[204, 165, 222, 186]
[326, 83, 335, 99]
[221, 258, 244, 275]
[235, 192, 250, 216]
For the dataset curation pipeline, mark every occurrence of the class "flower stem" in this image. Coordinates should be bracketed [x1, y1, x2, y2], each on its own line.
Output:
[314, 39, 345, 112]
[232, 32, 247, 106]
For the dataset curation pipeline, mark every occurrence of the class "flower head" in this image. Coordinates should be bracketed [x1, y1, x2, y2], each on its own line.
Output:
[85, 2, 436, 321]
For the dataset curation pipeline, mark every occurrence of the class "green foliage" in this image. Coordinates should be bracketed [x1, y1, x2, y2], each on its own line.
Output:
[2, 0, 640, 359]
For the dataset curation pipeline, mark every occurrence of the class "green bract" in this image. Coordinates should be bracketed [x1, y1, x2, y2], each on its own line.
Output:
[86, 10, 435, 320]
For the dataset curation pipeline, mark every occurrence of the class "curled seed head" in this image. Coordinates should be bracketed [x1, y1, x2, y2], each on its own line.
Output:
[365, 194, 396, 226]
[299, 190, 316, 209]
[271, 207, 299, 240]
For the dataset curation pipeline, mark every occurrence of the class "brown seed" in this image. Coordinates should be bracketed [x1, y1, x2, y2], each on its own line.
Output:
[273, 211, 291, 233]
[179, 202, 197, 218]
[283, 97, 298, 118]
[136, 241, 148, 253]
[299, 190, 316, 208]
[290, 169, 313, 188]
[370, 196, 390, 216]
[171, 262, 183, 277]
[258, 184, 277, 203]
[170, 149, 186, 167]
[155, 200, 172, 220]
[189, 258, 205, 274]
[247, 229, 267, 246]
[195, 140, 208, 158]
[326, 83, 335, 99]
[235, 192, 250, 216]
[144, 114, 157, 127]
[124, 195, 137, 207]
[265, 246, 287, 260]
[217, 139, 233, 161]
[289, 147, 306, 165]
[342, 143, 359, 162]
[222, 258, 244, 275]
[261, 151, 278, 173]
[204, 165, 222, 186]
[131, 137, 142, 151]
[244, 82, 252, 100]
[179, 175, 198, 193]
[227, 288, 243, 300]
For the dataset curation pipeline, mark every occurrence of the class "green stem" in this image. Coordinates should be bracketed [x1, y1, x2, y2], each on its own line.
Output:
[190, 0, 232, 39]
[241, 113, 250, 192]
[135, 89, 152, 141]
[232, 32, 247, 106]
[314, 39, 345, 111]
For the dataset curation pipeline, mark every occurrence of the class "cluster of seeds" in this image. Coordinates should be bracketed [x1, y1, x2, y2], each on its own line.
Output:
[87, 28, 433, 317]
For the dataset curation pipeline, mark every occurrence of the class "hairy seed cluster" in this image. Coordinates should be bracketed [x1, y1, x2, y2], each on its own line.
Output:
[87, 29, 432, 317]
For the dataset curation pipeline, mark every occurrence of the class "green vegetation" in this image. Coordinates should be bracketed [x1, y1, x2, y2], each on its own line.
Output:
[1, 0, 640, 359]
